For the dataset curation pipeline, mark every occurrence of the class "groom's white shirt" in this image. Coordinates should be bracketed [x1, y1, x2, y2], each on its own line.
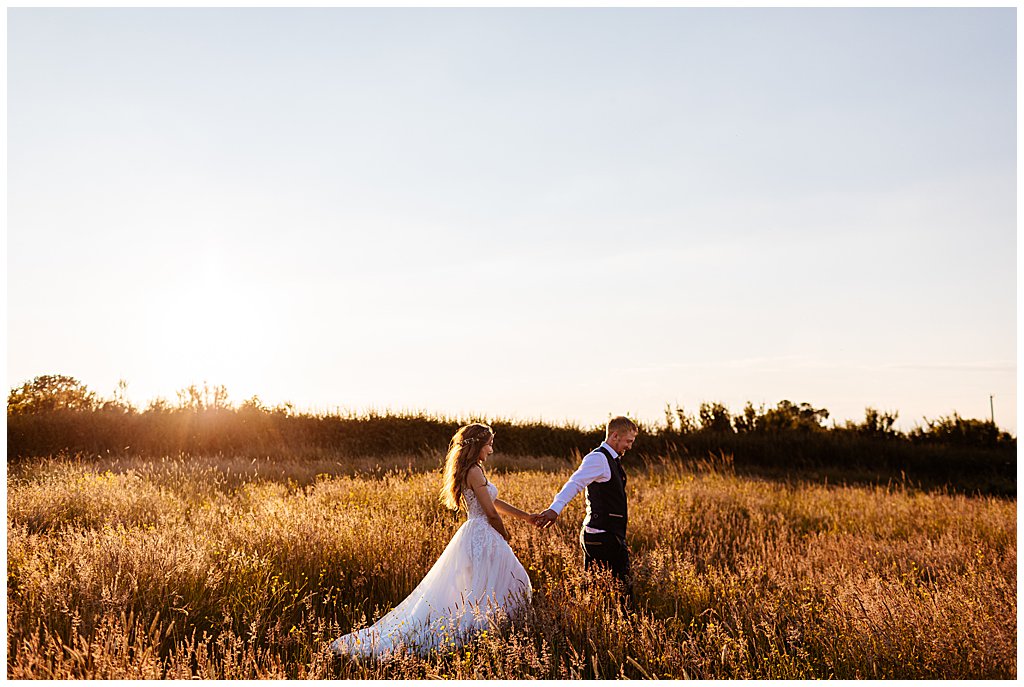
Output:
[548, 441, 619, 533]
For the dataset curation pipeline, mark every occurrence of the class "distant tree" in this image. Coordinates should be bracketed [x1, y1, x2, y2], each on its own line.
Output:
[909, 413, 1014, 448]
[176, 382, 231, 411]
[663, 403, 678, 433]
[732, 402, 760, 433]
[100, 378, 137, 413]
[845, 407, 899, 438]
[7, 374, 99, 415]
[146, 396, 172, 413]
[673, 405, 699, 434]
[240, 395, 268, 413]
[698, 402, 734, 433]
[758, 400, 829, 432]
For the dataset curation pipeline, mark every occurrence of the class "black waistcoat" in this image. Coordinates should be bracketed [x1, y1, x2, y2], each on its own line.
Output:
[582, 446, 628, 537]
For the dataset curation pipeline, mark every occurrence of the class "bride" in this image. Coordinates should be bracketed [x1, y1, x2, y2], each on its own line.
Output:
[330, 423, 535, 658]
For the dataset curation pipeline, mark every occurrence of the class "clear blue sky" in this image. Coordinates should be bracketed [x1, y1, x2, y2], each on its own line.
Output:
[7, 8, 1017, 432]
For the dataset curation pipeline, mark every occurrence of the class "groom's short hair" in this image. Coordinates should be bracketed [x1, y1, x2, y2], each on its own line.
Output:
[606, 416, 639, 436]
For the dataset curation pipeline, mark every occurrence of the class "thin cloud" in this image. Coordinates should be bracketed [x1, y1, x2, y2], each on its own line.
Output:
[616, 356, 819, 373]
[879, 361, 1016, 373]
[617, 358, 1016, 374]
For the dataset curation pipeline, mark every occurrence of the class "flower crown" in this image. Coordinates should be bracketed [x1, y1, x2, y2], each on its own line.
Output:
[456, 430, 491, 450]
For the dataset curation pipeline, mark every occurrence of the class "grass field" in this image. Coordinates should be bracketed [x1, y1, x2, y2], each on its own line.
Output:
[6, 452, 1016, 679]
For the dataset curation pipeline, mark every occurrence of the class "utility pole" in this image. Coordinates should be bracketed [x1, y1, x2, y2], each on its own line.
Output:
[990, 395, 994, 425]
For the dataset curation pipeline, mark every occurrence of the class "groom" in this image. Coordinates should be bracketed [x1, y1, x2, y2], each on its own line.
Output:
[533, 416, 639, 603]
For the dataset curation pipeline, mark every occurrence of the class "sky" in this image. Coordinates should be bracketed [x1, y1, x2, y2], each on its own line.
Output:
[7, 8, 1017, 433]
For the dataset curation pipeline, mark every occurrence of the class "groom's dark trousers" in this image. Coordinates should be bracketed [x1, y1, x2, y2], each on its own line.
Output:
[580, 530, 633, 604]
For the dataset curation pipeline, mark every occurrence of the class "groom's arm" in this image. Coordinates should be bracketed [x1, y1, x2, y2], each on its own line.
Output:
[536, 453, 611, 527]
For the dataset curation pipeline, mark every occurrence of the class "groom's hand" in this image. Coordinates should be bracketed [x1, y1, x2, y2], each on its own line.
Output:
[535, 509, 558, 529]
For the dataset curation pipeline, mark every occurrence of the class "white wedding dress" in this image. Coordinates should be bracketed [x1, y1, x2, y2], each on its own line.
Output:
[330, 481, 532, 658]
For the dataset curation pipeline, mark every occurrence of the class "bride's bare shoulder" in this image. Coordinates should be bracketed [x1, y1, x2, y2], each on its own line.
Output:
[464, 464, 487, 489]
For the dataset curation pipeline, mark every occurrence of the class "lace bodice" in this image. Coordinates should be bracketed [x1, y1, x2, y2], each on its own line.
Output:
[464, 481, 498, 520]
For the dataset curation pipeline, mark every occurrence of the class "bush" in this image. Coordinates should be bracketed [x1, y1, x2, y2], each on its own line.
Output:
[8, 374, 98, 415]
[909, 413, 1015, 449]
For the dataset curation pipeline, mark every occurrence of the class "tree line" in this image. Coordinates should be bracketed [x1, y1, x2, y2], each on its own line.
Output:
[6, 374, 1016, 495]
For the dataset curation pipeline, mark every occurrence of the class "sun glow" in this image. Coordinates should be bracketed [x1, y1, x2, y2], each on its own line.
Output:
[142, 261, 286, 397]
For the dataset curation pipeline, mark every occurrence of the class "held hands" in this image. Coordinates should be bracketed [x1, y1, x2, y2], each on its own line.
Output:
[530, 509, 558, 529]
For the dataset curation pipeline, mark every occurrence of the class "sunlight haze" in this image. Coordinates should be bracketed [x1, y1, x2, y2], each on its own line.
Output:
[7, 8, 1017, 432]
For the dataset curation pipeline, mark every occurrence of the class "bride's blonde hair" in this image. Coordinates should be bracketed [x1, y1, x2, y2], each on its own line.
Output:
[440, 423, 494, 510]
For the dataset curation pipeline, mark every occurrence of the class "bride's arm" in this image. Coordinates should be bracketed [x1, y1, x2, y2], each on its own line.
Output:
[466, 467, 510, 542]
[494, 499, 534, 523]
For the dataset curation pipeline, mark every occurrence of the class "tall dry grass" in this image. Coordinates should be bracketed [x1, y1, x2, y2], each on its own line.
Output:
[7, 453, 1016, 679]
